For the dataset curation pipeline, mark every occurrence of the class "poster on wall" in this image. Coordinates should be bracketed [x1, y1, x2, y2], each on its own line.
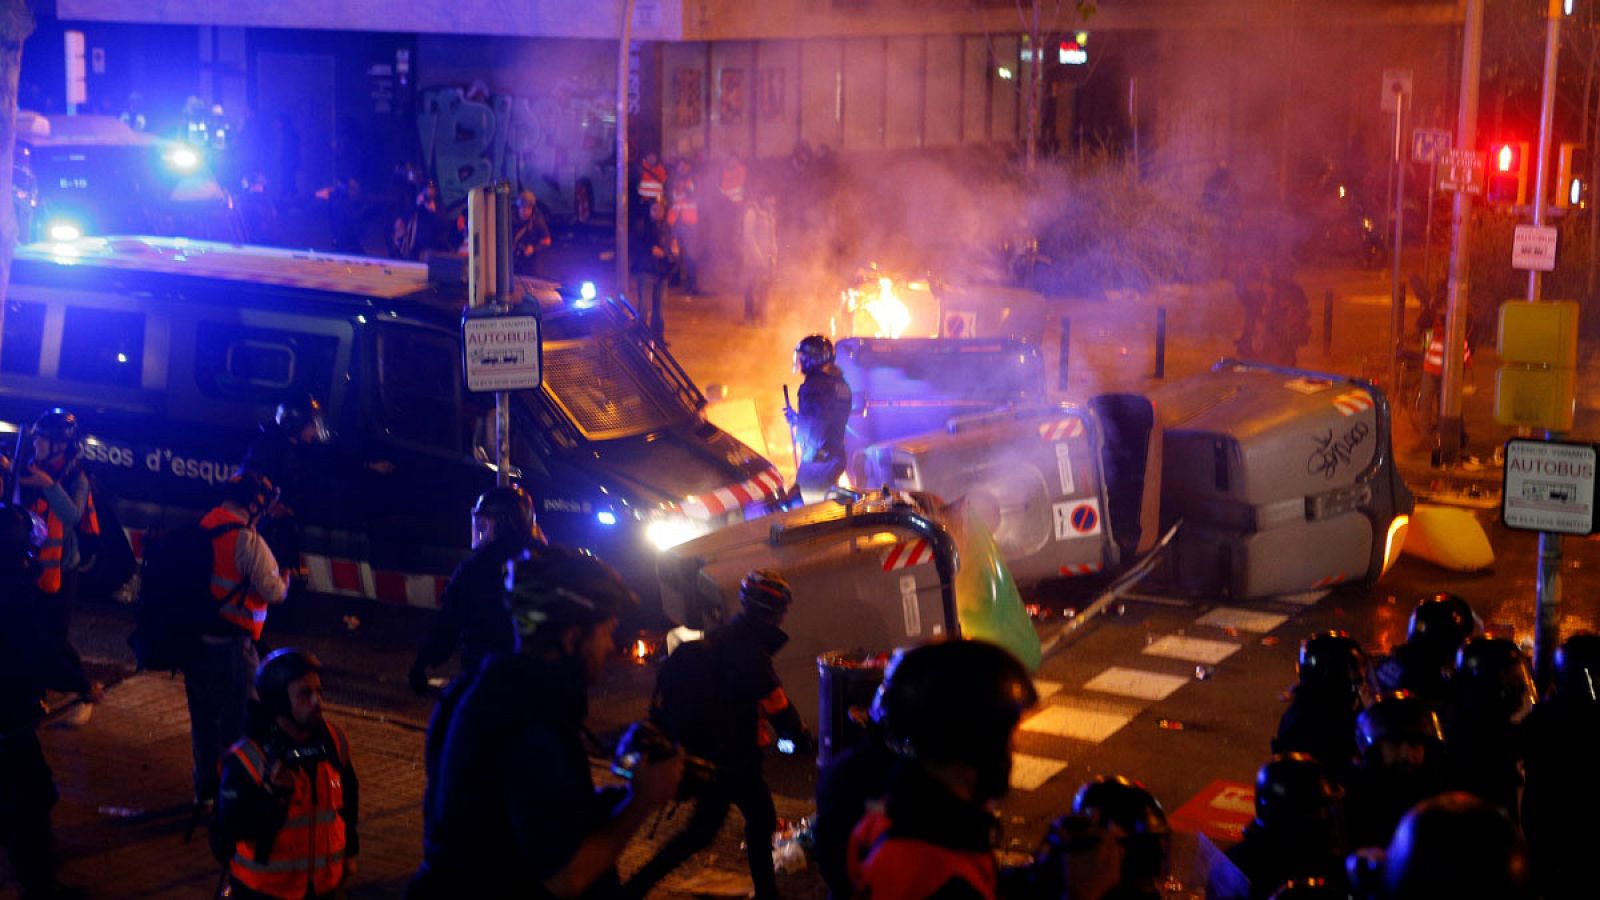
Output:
[673, 68, 703, 127]
[720, 68, 746, 124]
[758, 68, 785, 123]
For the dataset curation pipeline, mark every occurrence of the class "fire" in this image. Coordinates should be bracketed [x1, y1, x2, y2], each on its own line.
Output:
[840, 272, 934, 340]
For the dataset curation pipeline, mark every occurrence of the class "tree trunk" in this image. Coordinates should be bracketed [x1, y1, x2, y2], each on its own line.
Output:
[0, 0, 33, 371]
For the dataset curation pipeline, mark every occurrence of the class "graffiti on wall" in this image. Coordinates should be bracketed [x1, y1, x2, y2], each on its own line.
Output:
[417, 80, 617, 213]
[674, 68, 704, 128]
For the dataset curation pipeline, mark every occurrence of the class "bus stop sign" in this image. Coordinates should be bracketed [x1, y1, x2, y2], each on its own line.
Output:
[1502, 438, 1597, 535]
[462, 310, 542, 392]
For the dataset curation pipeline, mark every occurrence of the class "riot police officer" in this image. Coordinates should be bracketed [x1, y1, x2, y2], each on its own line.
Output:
[1273, 632, 1369, 781]
[1226, 754, 1348, 900]
[241, 392, 330, 574]
[410, 486, 545, 692]
[1343, 691, 1446, 850]
[1520, 632, 1600, 899]
[1441, 636, 1532, 820]
[848, 639, 1039, 899]
[1373, 593, 1477, 710]
[788, 335, 852, 504]
[0, 503, 88, 899]
[1379, 792, 1534, 900]
[1028, 776, 1173, 900]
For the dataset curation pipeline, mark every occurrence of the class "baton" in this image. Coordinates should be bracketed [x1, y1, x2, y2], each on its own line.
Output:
[782, 385, 801, 472]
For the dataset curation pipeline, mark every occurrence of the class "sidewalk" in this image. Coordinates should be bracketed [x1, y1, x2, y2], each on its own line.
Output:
[11, 669, 822, 899]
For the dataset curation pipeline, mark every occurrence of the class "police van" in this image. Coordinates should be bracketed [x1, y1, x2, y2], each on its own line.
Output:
[0, 236, 784, 608]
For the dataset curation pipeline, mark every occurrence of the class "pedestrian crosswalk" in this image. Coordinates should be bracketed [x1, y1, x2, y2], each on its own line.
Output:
[1008, 599, 1309, 794]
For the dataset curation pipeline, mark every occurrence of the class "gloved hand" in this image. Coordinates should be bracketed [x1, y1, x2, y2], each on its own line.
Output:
[784, 408, 797, 427]
[407, 663, 431, 696]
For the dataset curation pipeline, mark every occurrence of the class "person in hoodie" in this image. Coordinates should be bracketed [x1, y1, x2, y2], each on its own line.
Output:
[622, 569, 812, 900]
[408, 546, 681, 899]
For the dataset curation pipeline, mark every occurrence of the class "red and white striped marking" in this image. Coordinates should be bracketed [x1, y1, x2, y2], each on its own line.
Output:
[679, 468, 786, 520]
[1332, 390, 1373, 417]
[1037, 418, 1086, 441]
[1311, 573, 1348, 589]
[125, 527, 450, 609]
[1058, 561, 1103, 577]
[881, 539, 935, 571]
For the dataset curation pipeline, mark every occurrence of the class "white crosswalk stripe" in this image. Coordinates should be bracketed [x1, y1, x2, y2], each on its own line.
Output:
[1084, 666, 1190, 701]
[1143, 634, 1241, 665]
[1010, 753, 1072, 791]
[1033, 679, 1064, 701]
[1195, 607, 1289, 633]
[1021, 704, 1134, 744]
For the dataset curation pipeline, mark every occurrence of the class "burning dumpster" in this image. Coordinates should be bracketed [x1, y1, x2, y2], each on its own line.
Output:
[657, 490, 1040, 724]
[1149, 362, 1413, 599]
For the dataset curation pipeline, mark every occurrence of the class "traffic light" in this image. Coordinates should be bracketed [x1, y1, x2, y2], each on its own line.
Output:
[1557, 142, 1587, 209]
[1487, 141, 1528, 206]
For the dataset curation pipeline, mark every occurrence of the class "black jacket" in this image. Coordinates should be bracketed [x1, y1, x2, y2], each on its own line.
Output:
[0, 569, 91, 731]
[414, 653, 618, 898]
[1271, 689, 1360, 782]
[704, 612, 798, 769]
[242, 423, 303, 502]
[796, 364, 852, 464]
[411, 537, 525, 678]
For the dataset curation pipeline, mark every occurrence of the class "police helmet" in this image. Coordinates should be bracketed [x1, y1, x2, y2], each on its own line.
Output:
[1356, 691, 1443, 757]
[275, 392, 329, 443]
[1552, 632, 1600, 703]
[794, 334, 835, 375]
[256, 647, 322, 721]
[472, 485, 537, 539]
[1454, 637, 1535, 721]
[1297, 631, 1369, 702]
[871, 639, 1038, 801]
[504, 545, 639, 638]
[1407, 593, 1476, 656]
[0, 503, 45, 570]
[221, 470, 279, 515]
[1253, 753, 1343, 836]
[1382, 792, 1533, 900]
[31, 408, 81, 459]
[739, 568, 792, 618]
[1071, 775, 1171, 886]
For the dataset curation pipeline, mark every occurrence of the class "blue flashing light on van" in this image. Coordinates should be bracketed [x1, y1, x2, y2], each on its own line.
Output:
[0, 236, 786, 612]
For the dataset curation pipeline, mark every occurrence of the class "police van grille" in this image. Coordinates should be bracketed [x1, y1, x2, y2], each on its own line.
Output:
[543, 339, 680, 440]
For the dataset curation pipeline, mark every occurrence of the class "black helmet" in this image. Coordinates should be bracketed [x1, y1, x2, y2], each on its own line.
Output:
[794, 334, 834, 375]
[1253, 753, 1343, 837]
[739, 568, 792, 618]
[275, 392, 329, 443]
[256, 647, 322, 721]
[472, 485, 537, 539]
[222, 469, 279, 515]
[504, 545, 639, 638]
[0, 503, 45, 570]
[1356, 691, 1442, 757]
[1382, 792, 1533, 900]
[1553, 633, 1600, 703]
[1407, 593, 1476, 658]
[1071, 775, 1171, 886]
[32, 407, 79, 444]
[871, 639, 1038, 801]
[1453, 637, 1534, 721]
[1297, 631, 1369, 703]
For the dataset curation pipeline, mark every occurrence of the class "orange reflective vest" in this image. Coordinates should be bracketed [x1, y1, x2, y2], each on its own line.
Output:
[849, 809, 999, 900]
[1423, 332, 1471, 377]
[202, 506, 270, 640]
[638, 162, 667, 203]
[667, 183, 699, 226]
[29, 469, 99, 594]
[226, 723, 352, 899]
[721, 161, 746, 203]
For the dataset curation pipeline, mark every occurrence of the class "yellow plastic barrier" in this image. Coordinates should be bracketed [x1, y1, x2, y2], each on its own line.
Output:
[1401, 503, 1495, 572]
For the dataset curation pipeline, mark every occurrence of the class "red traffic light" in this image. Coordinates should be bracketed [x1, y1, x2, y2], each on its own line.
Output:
[1496, 143, 1516, 172]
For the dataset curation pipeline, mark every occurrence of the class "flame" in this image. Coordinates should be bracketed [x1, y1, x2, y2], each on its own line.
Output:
[861, 277, 912, 339]
[1380, 514, 1410, 577]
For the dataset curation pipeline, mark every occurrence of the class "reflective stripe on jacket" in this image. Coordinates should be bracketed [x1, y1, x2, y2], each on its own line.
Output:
[638, 163, 667, 203]
[202, 507, 269, 640]
[29, 469, 98, 594]
[227, 723, 352, 898]
[848, 808, 998, 900]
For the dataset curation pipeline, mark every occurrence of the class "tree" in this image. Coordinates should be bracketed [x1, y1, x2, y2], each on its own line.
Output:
[0, 0, 34, 371]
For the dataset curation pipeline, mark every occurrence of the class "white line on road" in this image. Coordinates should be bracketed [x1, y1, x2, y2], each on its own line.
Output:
[1033, 679, 1064, 701]
[1084, 666, 1190, 701]
[1143, 635, 1240, 665]
[1011, 753, 1072, 791]
[1021, 705, 1134, 744]
[1195, 607, 1289, 633]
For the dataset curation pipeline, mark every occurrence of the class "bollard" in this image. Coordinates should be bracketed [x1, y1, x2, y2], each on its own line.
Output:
[1153, 307, 1167, 380]
[1057, 317, 1071, 391]
[1323, 289, 1335, 357]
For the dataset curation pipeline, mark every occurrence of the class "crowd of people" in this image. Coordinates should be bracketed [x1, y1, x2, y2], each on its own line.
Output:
[2, 394, 1596, 900]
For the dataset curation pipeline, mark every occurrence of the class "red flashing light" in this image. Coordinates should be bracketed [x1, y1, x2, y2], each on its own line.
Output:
[1496, 144, 1515, 173]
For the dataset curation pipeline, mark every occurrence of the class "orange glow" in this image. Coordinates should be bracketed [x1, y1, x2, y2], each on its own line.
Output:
[1497, 144, 1514, 172]
[1380, 514, 1410, 577]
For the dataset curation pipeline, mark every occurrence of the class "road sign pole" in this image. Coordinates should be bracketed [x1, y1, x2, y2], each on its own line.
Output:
[1440, 0, 1485, 464]
[1423, 163, 1436, 286]
[1530, 0, 1565, 690]
[1389, 92, 1407, 400]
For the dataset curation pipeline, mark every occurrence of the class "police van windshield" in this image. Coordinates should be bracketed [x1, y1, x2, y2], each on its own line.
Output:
[533, 320, 699, 442]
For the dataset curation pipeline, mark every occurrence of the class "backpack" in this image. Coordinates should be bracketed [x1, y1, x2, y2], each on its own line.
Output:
[649, 637, 727, 757]
[129, 521, 244, 672]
